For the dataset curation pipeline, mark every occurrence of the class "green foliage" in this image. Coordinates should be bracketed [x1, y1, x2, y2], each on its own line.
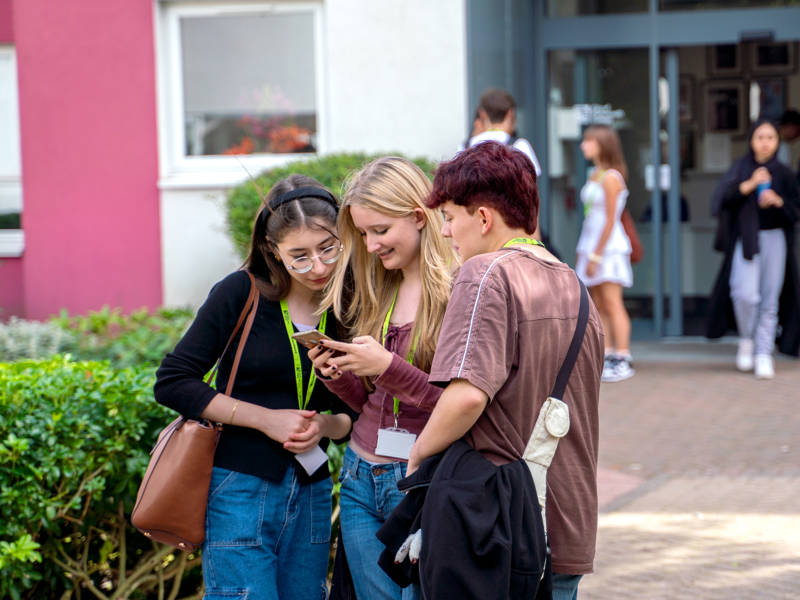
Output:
[226, 152, 438, 258]
[52, 306, 194, 368]
[0, 317, 72, 361]
[0, 357, 202, 599]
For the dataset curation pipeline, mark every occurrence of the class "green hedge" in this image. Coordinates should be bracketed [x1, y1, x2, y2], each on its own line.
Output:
[52, 306, 194, 369]
[0, 357, 202, 599]
[1, 308, 194, 368]
[226, 152, 438, 258]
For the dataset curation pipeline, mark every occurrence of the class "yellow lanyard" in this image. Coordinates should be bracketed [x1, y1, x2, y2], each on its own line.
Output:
[503, 237, 545, 249]
[279, 299, 327, 410]
[381, 288, 420, 419]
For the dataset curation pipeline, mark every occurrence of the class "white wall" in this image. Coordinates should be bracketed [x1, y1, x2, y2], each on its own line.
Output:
[160, 186, 242, 307]
[324, 0, 468, 161]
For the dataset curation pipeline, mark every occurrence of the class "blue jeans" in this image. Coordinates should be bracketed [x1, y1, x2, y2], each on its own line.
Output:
[201, 465, 332, 600]
[338, 446, 418, 600]
[552, 573, 583, 600]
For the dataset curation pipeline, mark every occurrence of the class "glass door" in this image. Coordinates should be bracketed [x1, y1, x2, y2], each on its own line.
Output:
[546, 48, 658, 336]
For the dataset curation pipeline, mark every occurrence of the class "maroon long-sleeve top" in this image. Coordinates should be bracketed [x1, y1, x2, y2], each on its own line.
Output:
[320, 322, 442, 458]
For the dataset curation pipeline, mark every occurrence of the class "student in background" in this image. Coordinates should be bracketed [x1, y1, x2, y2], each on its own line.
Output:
[465, 87, 542, 177]
[575, 124, 636, 383]
[708, 118, 800, 376]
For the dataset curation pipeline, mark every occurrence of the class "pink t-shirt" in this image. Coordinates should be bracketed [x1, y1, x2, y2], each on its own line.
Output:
[321, 322, 441, 459]
[429, 248, 604, 575]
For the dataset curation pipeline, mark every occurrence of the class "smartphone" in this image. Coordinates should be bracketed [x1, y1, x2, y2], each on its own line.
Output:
[291, 329, 335, 350]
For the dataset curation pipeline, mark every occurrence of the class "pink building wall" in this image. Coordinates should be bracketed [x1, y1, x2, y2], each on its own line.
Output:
[0, 259, 24, 318]
[14, 0, 162, 319]
[0, 0, 13, 42]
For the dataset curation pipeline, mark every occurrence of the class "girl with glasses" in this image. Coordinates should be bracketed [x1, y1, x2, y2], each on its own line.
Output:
[155, 175, 355, 600]
[309, 157, 457, 600]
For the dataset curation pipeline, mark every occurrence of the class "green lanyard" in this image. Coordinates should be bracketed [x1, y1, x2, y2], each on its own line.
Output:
[584, 169, 604, 217]
[381, 288, 420, 421]
[280, 299, 327, 410]
[503, 237, 545, 249]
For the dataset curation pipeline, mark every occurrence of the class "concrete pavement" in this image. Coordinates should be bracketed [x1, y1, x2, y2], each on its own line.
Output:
[581, 340, 800, 599]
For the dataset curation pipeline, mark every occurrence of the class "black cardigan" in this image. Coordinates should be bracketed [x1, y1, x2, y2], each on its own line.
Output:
[154, 270, 355, 482]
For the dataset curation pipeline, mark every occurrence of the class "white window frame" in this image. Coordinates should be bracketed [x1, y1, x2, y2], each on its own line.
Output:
[155, 1, 327, 188]
[0, 45, 24, 257]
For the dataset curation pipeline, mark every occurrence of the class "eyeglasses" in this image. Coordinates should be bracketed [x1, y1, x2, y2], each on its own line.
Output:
[284, 243, 344, 274]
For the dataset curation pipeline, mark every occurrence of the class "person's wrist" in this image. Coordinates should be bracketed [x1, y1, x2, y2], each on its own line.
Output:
[375, 349, 394, 377]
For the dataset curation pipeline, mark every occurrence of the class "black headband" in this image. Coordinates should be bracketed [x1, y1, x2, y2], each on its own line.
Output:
[258, 186, 338, 232]
[269, 187, 339, 211]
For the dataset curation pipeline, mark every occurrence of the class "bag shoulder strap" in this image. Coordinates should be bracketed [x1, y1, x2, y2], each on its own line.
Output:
[204, 271, 259, 396]
[549, 277, 590, 402]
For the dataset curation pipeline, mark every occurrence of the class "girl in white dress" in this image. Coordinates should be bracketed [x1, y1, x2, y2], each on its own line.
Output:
[575, 124, 634, 382]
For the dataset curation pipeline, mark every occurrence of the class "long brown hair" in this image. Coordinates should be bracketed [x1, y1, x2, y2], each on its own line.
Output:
[584, 124, 628, 181]
[321, 157, 457, 372]
[244, 174, 339, 301]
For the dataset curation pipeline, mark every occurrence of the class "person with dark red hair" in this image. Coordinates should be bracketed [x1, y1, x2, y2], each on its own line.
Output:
[404, 142, 604, 600]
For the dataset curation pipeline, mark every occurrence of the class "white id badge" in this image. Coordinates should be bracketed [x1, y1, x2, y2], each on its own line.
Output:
[295, 445, 329, 475]
[375, 428, 417, 460]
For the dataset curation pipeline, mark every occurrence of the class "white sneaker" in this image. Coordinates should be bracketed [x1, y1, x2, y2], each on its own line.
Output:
[736, 339, 754, 372]
[601, 356, 617, 382]
[754, 354, 774, 379]
[602, 355, 635, 383]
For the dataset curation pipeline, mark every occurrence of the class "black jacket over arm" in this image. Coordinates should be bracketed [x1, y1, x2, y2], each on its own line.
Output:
[154, 270, 355, 482]
[377, 439, 551, 600]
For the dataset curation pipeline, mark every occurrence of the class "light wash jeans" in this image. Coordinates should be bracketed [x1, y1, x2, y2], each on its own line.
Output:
[201, 465, 332, 600]
[730, 229, 787, 356]
[338, 446, 419, 600]
[552, 573, 583, 600]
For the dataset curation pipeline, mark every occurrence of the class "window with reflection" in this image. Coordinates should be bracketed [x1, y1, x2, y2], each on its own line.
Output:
[179, 10, 318, 156]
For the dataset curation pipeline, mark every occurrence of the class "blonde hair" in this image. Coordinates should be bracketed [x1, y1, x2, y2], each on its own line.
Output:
[322, 157, 457, 372]
[584, 124, 628, 182]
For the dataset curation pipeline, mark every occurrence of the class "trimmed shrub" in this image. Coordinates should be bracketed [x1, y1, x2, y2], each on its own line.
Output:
[52, 306, 194, 369]
[226, 153, 438, 258]
[0, 317, 72, 361]
[0, 357, 202, 599]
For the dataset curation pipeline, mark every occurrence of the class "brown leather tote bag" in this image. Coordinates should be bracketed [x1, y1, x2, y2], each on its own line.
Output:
[131, 272, 258, 551]
[621, 208, 644, 264]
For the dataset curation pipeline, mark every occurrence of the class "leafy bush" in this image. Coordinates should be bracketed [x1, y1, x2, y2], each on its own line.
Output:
[52, 306, 194, 369]
[226, 152, 438, 257]
[0, 317, 72, 361]
[0, 357, 202, 599]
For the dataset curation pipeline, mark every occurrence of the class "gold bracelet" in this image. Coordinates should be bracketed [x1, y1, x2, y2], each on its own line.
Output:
[589, 252, 603, 264]
[229, 399, 240, 425]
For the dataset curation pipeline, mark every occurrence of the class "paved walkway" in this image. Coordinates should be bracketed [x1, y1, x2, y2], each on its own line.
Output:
[581, 340, 800, 599]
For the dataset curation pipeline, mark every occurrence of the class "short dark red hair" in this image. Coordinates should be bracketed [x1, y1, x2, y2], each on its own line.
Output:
[428, 142, 539, 234]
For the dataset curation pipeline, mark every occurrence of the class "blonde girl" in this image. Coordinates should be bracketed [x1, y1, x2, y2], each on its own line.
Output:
[309, 157, 456, 600]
